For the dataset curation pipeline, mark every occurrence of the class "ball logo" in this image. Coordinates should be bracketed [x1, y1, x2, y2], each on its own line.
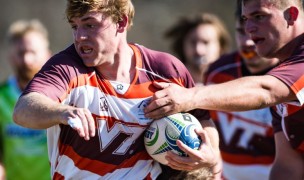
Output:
[144, 113, 201, 163]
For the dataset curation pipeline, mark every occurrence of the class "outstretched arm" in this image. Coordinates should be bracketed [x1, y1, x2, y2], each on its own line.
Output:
[145, 75, 295, 119]
[13, 92, 95, 140]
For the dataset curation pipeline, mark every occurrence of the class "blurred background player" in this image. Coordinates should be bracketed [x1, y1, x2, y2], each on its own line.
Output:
[204, 1, 279, 179]
[0, 19, 51, 179]
[157, 12, 230, 180]
[164, 13, 231, 84]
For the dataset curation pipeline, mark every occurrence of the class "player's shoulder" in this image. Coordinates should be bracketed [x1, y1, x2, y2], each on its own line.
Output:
[133, 43, 193, 85]
[136, 44, 180, 63]
[49, 44, 80, 64]
[135, 43, 187, 71]
[43, 44, 89, 72]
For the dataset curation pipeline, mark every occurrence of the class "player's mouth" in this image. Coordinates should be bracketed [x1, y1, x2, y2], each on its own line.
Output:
[240, 49, 257, 59]
[251, 36, 265, 45]
[193, 56, 208, 65]
[80, 46, 93, 55]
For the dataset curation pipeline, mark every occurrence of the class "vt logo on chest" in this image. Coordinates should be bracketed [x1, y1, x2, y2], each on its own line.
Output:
[214, 109, 272, 148]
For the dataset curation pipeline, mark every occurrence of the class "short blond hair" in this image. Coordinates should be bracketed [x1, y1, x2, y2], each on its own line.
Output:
[66, 0, 135, 29]
[7, 19, 49, 47]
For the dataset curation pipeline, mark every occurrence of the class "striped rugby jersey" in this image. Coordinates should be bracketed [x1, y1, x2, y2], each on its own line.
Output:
[268, 40, 304, 153]
[205, 52, 275, 180]
[23, 43, 208, 179]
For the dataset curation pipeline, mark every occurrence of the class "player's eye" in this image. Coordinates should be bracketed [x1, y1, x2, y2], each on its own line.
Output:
[86, 24, 95, 28]
[241, 16, 248, 22]
[70, 25, 77, 30]
[254, 14, 265, 21]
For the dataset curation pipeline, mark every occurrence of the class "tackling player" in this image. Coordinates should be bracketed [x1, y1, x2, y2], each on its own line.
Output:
[145, 0, 304, 179]
[204, 1, 278, 179]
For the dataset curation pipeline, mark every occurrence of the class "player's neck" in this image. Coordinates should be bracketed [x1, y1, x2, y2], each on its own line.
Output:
[246, 58, 279, 74]
[96, 44, 135, 83]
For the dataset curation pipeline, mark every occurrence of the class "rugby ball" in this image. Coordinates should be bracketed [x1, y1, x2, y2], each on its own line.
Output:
[144, 113, 202, 165]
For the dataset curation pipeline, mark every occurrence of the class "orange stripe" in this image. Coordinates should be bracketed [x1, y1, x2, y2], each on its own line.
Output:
[59, 72, 98, 102]
[291, 75, 304, 94]
[129, 44, 143, 70]
[59, 144, 152, 176]
[97, 77, 185, 99]
[96, 79, 155, 98]
[221, 151, 274, 165]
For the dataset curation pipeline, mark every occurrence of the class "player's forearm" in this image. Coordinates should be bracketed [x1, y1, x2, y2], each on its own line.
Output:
[190, 76, 276, 112]
[13, 92, 66, 129]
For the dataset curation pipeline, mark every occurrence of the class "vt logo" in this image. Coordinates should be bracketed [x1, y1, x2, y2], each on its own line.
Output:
[100, 96, 109, 112]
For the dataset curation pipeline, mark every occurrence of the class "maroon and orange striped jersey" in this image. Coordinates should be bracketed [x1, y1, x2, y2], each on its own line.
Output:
[23, 43, 209, 179]
[205, 52, 275, 180]
[268, 41, 304, 153]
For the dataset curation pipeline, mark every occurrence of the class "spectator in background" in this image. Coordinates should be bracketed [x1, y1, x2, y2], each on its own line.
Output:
[157, 12, 230, 180]
[164, 13, 231, 84]
[204, 1, 279, 179]
[0, 19, 51, 179]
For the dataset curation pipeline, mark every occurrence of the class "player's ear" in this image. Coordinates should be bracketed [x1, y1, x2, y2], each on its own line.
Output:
[117, 15, 128, 32]
[287, 6, 299, 25]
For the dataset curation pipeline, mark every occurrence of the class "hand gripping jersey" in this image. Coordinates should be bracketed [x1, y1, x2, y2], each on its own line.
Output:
[205, 52, 275, 180]
[23, 44, 208, 179]
[0, 77, 50, 180]
[268, 40, 304, 153]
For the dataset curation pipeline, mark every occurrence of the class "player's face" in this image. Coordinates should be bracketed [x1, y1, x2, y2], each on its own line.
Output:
[235, 20, 259, 62]
[9, 31, 50, 85]
[183, 24, 221, 69]
[70, 11, 119, 67]
[235, 20, 277, 70]
[242, 0, 289, 59]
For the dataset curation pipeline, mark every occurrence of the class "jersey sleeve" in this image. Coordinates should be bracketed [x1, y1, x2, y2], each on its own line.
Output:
[267, 58, 304, 105]
[22, 46, 93, 102]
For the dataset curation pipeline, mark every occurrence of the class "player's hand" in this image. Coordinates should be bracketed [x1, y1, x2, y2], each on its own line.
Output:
[62, 107, 95, 141]
[165, 128, 218, 171]
[144, 82, 194, 120]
